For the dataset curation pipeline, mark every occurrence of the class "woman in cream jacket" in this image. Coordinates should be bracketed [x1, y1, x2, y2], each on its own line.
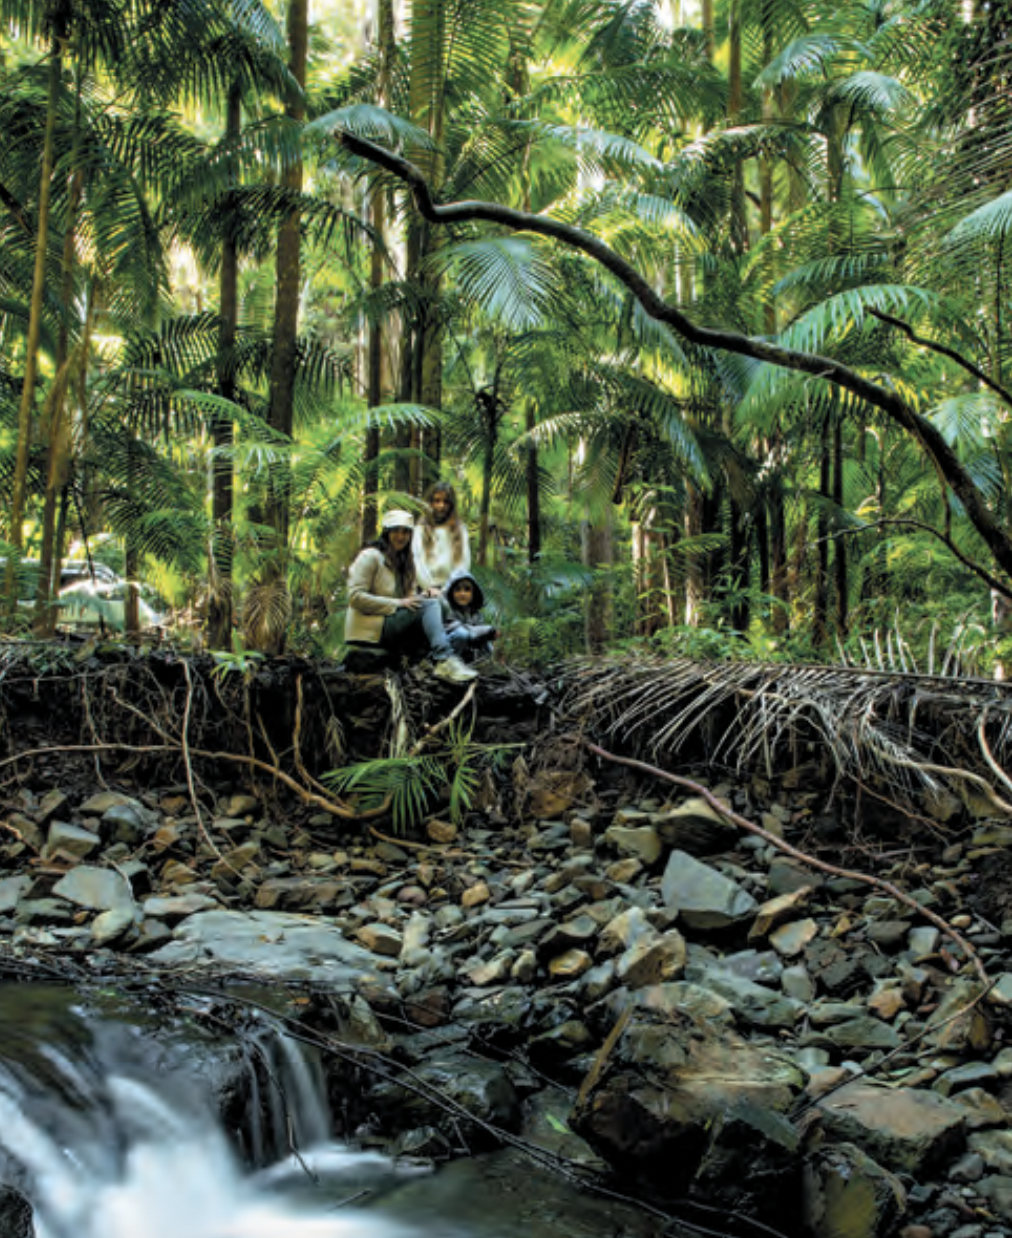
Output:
[345, 510, 477, 683]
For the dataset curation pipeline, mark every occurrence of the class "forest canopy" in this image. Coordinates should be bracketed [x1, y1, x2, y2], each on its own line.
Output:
[1, 0, 1010, 671]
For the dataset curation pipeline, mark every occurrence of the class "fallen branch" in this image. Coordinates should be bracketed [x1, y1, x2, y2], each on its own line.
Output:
[579, 736, 990, 986]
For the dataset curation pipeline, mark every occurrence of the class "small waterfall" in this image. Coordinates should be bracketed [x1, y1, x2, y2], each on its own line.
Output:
[0, 989, 417, 1238]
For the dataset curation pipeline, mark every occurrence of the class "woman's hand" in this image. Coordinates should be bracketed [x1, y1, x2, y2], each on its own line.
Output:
[398, 595, 423, 610]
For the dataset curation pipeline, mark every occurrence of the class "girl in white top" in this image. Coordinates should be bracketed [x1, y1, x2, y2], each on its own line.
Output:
[413, 480, 471, 594]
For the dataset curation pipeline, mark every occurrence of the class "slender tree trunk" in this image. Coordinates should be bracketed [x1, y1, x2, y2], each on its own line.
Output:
[207, 83, 242, 649]
[582, 508, 614, 654]
[833, 416, 848, 634]
[8, 17, 65, 609]
[477, 392, 498, 567]
[525, 399, 541, 562]
[34, 112, 84, 638]
[265, 0, 308, 552]
[814, 423, 831, 646]
[408, 0, 446, 492]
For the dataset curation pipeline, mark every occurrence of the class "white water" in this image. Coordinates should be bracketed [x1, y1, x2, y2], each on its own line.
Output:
[0, 1040, 418, 1238]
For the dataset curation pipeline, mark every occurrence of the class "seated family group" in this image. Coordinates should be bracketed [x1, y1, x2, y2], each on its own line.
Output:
[344, 482, 498, 684]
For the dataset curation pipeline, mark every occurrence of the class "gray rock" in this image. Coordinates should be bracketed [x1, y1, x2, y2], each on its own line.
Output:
[821, 1017, 903, 1051]
[686, 960, 802, 1028]
[603, 825, 662, 866]
[100, 802, 155, 845]
[651, 797, 735, 855]
[142, 893, 220, 921]
[802, 1142, 906, 1238]
[614, 930, 686, 989]
[148, 909, 388, 987]
[52, 865, 133, 912]
[0, 875, 31, 914]
[44, 821, 99, 860]
[79, 790, 139, 814]
[91, 904, 138, 945]
[661, 850, 758, 931]
[782, 964, 815, 1003]
[34, 788, 68, 825]
[969, 1130, 1012, 1176]
[356, 923, 403, 957]
[817, 1082, 966, 1173]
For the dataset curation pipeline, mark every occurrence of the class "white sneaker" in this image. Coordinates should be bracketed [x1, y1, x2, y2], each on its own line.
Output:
[433, 655, 478, 683]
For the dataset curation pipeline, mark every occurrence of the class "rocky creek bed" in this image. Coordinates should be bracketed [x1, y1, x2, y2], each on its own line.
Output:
[3, 646, 1012, 1237]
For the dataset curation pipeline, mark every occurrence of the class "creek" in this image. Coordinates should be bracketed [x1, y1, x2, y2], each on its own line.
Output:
[0, 984, 657, 1238]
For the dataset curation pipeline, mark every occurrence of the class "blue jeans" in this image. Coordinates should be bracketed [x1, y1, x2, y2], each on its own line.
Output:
[380, 599, 452, 662]
[448, 626, 495, 660]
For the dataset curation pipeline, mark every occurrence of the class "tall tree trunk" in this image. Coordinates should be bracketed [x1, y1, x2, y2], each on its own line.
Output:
[34, 84, 84, 638]
[814, 422, 831, 646]
[477, 390, 498, 567]
[7, 16, 65, 609]
[582, 507, 614, 654]
[833, 416, 848, 634]
[265, 0, 308, 562]
[408, 0, 446, 491]
[207, 83, 242, 650]
[525, 399, 541, 562]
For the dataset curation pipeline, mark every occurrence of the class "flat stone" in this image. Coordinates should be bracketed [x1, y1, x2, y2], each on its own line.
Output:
[769, 918, 818, 957]
[606, 858, 642, 883]
[768, 857, 824, 896]
[79, 791, 139, 814]
[686, 960, 802, 1028]
[750, 888, 813, 940]
[661, 850, 757, 931]
[142, 892, 220, 921]
[867, 985, 906, 1021]
[937, 1062, 1000, 1097]
[603, 825, 662, 866]
[986, 974, 1012, 1007]
[976, 1175, 1012, 1222]
[466, 953, 514, 986]
[803, 1142, 907, 1238]
[6, 813, 42, 851]
[254, 876, 343, 912]
[549, 950, 597, 980]
[148, 909, 388, 987]
[35, 789, 69, 825]
[461, 882, 490, 908]
[43, 822, 99, 861]
[969, 1130, 1012, 1175]
[223, 794, 259, 817]
[598, 906, 653, 956]
[782, 964, 815, 1002]
[817, 1083, 966, 1174]
[823, 1017, 903, 1050]
[91, 905, 138, 945]
[427, 819, 457, 844]
[52, 866, 133, 912]
[356, 922, 403, 957]
[615, 930, 687, 989]
[0, 876, 31, 914]
[100, 803, 153, 845]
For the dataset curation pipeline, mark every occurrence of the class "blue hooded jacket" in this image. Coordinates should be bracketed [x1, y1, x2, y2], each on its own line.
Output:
[440, 568, 488, 632]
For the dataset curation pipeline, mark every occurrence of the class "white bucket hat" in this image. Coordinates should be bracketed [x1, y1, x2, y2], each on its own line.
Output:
[381, 510, 415, 531]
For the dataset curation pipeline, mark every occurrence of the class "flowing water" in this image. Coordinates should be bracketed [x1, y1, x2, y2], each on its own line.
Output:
[0, 986, 418, 1238]
[0, 985, 660, 1238]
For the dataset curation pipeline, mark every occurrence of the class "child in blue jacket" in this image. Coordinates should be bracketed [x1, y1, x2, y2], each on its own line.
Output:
[439, 569, 499, 662]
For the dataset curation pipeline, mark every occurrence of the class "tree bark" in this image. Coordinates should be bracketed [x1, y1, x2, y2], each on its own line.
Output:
[207, 82, 242, 650]
[8, 17, 65, 610]
[265, 0, 308, 541]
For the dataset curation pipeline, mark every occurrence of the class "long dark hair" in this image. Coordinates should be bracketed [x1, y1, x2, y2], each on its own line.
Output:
[373, 529, 416, 595]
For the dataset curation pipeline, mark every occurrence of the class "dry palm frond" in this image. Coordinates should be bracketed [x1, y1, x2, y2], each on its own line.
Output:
[561, 655, 1012, 812]
[241, 578, 293, 651]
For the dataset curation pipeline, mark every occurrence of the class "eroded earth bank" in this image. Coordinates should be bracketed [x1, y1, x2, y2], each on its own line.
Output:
[2, 645, 1012, 1238]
